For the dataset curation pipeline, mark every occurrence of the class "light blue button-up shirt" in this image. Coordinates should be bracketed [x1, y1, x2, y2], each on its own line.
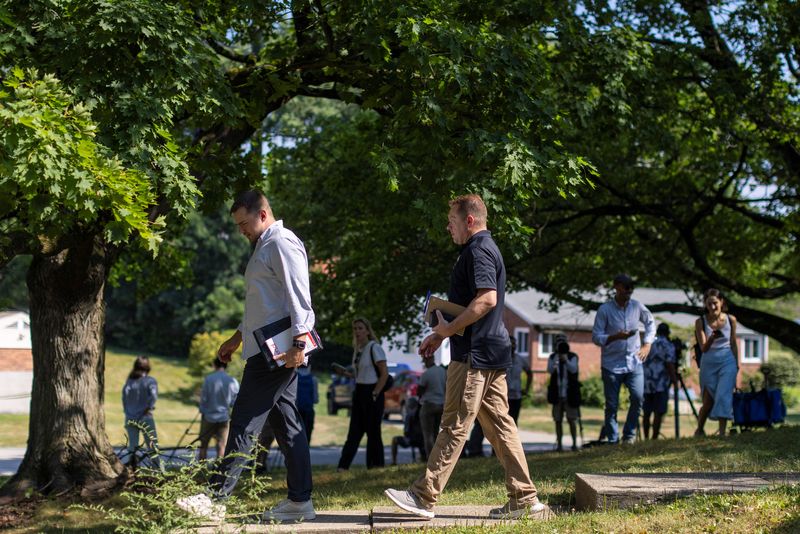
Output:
[239, 220, 315, 359]
[592, 298, 656, 373]
[199, 370, 240, 423]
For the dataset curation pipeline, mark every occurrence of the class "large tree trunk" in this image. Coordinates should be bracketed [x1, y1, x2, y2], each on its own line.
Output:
[0, 234, 125, 500]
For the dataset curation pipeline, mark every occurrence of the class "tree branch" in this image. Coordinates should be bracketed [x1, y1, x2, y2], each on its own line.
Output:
[312, 0, 335, 53]
[677, 224, 800, 298]
[206, 39, 254, 64]
[679, 0, 800, 177]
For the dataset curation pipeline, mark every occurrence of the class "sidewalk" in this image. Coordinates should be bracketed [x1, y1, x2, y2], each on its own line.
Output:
[0, 429, 557, 476]
[195, 505, 555, 533]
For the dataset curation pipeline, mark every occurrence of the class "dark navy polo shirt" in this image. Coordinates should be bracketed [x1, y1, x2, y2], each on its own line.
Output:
[447, 230, 511, 370]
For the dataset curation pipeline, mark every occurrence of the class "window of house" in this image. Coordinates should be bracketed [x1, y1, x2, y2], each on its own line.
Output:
[538, 332, 556, 359]
[741, 335, 763, 364]
[514, 328, 530, 356]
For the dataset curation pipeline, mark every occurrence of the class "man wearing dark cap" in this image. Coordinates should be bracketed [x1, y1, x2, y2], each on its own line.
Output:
[591, 274, 655, 444]
[642, 323, 677, 440]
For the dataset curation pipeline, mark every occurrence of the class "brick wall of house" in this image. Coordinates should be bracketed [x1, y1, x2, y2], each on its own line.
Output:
[0, 348, 33, 371]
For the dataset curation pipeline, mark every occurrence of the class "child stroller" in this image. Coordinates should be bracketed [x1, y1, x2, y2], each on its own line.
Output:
[731, 382, 787, 433]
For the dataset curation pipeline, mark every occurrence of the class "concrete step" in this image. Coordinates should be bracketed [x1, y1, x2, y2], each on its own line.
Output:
[575, 472, 800, 511]
[195, 504, 553, 532]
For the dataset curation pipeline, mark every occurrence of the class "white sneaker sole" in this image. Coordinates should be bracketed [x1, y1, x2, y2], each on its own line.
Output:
[489, 504, 551, 520]
[263, 511, 316, 522]
[384, 489, 435, 519]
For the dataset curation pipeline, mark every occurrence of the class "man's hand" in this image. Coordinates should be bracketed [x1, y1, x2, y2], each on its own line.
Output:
[419, 332, 443, 358]
[217, 333, 242, 363]
[432, 310, 452, 339]
[638, 343, 651, 362]
[606, 330, 638, 345]
[275, 346, 305, 368]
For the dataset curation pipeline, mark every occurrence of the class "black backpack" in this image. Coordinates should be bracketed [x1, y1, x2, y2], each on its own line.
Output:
[693, 316, 706, 367]
[369, 343, 394, 392]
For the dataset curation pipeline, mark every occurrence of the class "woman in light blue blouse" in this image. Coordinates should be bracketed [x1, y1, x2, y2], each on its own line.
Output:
[122, 356, 160, 466]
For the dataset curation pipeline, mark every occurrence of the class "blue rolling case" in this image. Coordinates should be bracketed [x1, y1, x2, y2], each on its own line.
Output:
[732, 386, 786, 431]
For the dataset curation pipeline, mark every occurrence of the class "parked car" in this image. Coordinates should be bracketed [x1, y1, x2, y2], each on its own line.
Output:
[326, 361, 414, 416]
[384, 369, 422, 419]
[327, 367, 355, 415]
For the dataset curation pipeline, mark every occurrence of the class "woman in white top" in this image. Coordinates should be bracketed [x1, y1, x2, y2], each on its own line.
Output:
[336, 317, 390, 470]
[694, 288, 739, 437]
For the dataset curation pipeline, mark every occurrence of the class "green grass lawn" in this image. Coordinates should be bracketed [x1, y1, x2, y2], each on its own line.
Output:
[7, 425, 800, 533]
[0, 347, 403, 448]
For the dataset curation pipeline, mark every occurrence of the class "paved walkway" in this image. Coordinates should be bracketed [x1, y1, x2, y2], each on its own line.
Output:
[196, 505, 554, 533]
[0, 429, 558, 476]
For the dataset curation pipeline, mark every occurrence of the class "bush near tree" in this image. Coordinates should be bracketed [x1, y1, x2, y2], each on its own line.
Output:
[187, 331, 246, 386]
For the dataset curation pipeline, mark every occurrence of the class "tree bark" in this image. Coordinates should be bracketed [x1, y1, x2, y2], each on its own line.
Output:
[0, 233, 125, 500]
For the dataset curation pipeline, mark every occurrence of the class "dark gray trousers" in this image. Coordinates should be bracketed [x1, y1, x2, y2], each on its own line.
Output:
[210, 356, 312, 502]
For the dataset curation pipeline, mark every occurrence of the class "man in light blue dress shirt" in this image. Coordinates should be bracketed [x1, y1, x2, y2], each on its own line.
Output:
[177, 190, 316, 523]
[591, 274, 655, 444]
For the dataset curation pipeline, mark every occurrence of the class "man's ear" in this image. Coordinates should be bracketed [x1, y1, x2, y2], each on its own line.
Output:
[466, 214, 475, 227]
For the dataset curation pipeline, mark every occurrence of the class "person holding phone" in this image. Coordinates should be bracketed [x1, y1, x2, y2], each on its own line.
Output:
[591, 274, 656, 444]
[694, 288, 739, 437]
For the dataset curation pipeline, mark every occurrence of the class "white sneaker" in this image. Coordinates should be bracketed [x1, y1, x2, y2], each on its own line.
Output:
[488, 499, 552, 519]
[384, 488, 435, 519]
[176, 493, 225, 521]
[263, 498, 316, 522]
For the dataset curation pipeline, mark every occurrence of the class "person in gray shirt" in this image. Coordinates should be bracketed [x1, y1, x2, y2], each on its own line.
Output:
[122, 356, 159, 467]
[417, 353, 447, 458]
[197, 358, 240, 460]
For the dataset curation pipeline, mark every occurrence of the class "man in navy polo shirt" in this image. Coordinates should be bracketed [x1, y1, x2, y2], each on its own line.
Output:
[385, 194, 549, 521]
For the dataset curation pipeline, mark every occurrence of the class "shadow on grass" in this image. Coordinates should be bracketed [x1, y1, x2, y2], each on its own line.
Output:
[160, 385, 198, 406]
[773, 517, 800, 534]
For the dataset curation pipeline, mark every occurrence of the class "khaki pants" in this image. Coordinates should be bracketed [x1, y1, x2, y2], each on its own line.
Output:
[410, 360, 538, 508]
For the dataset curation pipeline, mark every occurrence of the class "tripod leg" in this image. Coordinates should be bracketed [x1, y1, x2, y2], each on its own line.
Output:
[674, 379, 680, 438]
[679, 376, 699, 419]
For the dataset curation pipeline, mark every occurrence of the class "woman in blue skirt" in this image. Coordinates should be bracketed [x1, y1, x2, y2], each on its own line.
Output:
[694, 289, 739, 437]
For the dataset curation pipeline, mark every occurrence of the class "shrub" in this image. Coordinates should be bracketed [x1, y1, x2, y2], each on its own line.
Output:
[581, 375, 605, 408]
[761, 353, 800, 389]
[188, 330, 246, 384]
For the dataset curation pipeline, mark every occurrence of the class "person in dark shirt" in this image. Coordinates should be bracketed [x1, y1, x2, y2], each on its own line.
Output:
[385, 194, 550, 521]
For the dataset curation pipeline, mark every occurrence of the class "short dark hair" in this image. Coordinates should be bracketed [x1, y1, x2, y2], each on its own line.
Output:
[230, 190, 270, 215]
[213, 357, 227, 369]
[613, 273, 635, 289]
[656, 323, 671, 337]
